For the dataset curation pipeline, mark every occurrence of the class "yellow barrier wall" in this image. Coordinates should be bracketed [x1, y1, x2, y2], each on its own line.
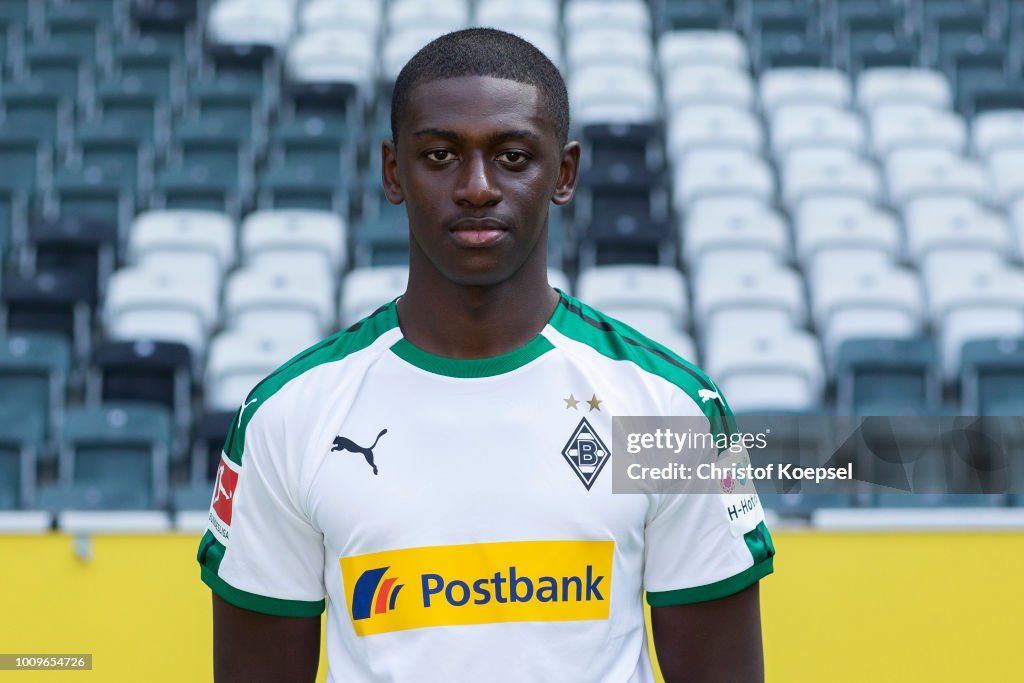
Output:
[1, 531, 1020, 682]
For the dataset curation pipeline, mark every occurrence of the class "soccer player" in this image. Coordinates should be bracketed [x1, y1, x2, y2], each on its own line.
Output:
[199, 28, 774, 682]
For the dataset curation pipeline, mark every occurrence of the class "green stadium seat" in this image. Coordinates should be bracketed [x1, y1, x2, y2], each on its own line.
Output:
[835, 338, 941, 416]
[2, 269, 96, 363]
[1, 84, 72, 145]
[22, 47, 93, 109]
[961, 338, 1024, 415]
[42, 9, 108, 64]
[48, 170, 133, 241]
[257, 164, 347, 214]
[58, 402, 173, 509]
[130, 0, 199, 64]
[173, 119, 252, 193]
[0, 134, 51, 195]
[353, 202, 408, 267]
[188, 81, 263, 145]
[35, 482, 152, 511]
[111, 41, 183, 106]
[95, 82, 169, 146]
[270, 118, 354, 184]
[155, 166, 242, 219]
[0, 332, 71, 460]
[0, 408, 44, 509]
[75, 128, 154, 196]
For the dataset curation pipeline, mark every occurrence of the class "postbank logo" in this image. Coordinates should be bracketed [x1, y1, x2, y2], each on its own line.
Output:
[340, 540, 614, 636]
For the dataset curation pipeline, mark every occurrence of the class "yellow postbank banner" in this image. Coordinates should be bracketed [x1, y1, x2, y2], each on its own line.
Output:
[340, 540, 614, 636]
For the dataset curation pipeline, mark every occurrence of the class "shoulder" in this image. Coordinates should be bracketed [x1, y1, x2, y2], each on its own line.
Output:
[546, 291, 732, 423]
[223, 301, 401, 464]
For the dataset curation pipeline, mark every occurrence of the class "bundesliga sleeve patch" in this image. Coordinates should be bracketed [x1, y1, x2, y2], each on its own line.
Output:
[208, 453, 240, 544]
[340, 540, 614, 636]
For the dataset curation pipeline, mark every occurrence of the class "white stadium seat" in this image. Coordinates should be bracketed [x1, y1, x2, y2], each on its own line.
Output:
[770, 104, 867, 159]
[205, 332, 306, 411]
[340, 266, 408, 326]
[856, 68, 953, 112]
[567, 29, 653, 73]
[127, 210, 236, 279]
[940, 308, 1024, 381]
[287, 29, 377, 91]
[694, 263, 806, 331]
[986, 149, 1024, 206]
[382, 28, 452, 80]
[869, 104, 967, 157]
[971, 110, 1024, 159]
[1012, 198, 1024, 259]
[571, 66, 659, 124]
[576, 265, 689, 331]
[564, 0, 651, 34]
[241, 209, 346, 276]
[902, 197, 1013, 267]
[658, 31, 748, 71]
[704, 329, 825, 413]
[682, 197, 789, 269]
[387, 0, 470, 34]
[885, 148, 988, 207]
[207, 0, 295, 50]
[300, 0, 383, 34]
[759, 68, 852, 115]
[781, 147, 882, 208]
[674, 149, 775, 207]
[476, 0, 560, 33]
[664, 65, 756, 110]
[667, 105, 763, 157]
[795, 197, 901, 268]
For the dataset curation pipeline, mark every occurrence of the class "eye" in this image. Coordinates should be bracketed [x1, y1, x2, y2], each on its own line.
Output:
[425, 150, 453, 162]
[498, 151, 529, 165]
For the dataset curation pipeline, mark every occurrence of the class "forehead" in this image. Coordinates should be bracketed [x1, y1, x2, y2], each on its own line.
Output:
[399, 75, 554, 142]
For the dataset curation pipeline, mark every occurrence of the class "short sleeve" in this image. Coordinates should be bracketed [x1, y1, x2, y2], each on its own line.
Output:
[643, 389, 775, 607]
[197, 399, 326, 617]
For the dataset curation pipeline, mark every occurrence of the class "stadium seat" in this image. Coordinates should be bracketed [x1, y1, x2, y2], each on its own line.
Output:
[664, 65, 756, 110]
[57, 403, 172, 508]
[884, 148, 988, 207]
[960, 338, 1024, 416]
[87, 340, 193, 449]
[704, 328, 825, 413]
[340, 267, 408, 326]
[658, 30, 748, 71]
[0, 331, 70, 453]
[173, 119, 254, 193]
[270, 118, 355, 184]
[0, 408, 42, 509]
[42, 7, 108, 63]
[206, 0, 293, 51]
[22, 46, 94, 110]
[286, 29, 377, 107]
[257, 164, 348, 214]
[1, 83, 72, 145]
[869, 104, 968, 157]
[682, 197, 789, 270]
[300, 0, 384, 35]
[192, 409, 234, 481]
[25, 216, 117, 306]
[223, 265, 334, 343]
[93, 82, 169, 146]
[353, 202, 410, 267]
[986, 149, 1024, 206]
[566, 28, 654, 73]
[127, 209, 236, 282]
[581, 123, 666, 183]
[74, 128, 154, 196]
[835, 338, 941, 415]
[856, 68, 953, 111]
[0, 134, 51, 196]
[667, 105, 764, 158]
[204, 331, 304, 412]
[972, 109, 1024, 159]
[241, 209, 346, 277]
[46, 169, 133, 240]
[673, 149, 775, 207]
[695, 262, 807, 336]
[388, 0, 470, 33]
[187, 83, 264, 146]
[781, 147, 882, 208]
[2, 270, 94, 363]
[564, 0, 650, 34]
[794, 197, 901, 270]
[575, 265, 689, 332]
[655, 1, 730, 32]
[770, 104, 867, 159]
[154, 166, 242, 219]
[759, 68, 852, 114]
[103, 265, 219, 361]
[902, 197, 1012, 268]
[571, 66, 659, 124]
[812, 265, 925, 363]
[110, 41, 183, 107]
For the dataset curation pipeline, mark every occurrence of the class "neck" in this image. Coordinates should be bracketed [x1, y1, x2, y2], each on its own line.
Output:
[396, 258, 560, 360]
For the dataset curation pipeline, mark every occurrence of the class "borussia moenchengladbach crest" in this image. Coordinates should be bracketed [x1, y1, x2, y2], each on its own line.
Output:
[561, 417, 610, 490]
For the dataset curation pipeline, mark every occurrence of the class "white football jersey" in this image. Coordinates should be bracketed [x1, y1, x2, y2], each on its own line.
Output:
[198, 292, 774, 683]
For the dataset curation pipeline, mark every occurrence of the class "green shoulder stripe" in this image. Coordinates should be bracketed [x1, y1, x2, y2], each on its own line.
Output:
[223, 301, 400, 465]
[549, 292, 735, 438]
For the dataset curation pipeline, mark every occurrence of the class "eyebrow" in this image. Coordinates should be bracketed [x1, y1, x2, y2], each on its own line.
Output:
[412, 128, 541, 144]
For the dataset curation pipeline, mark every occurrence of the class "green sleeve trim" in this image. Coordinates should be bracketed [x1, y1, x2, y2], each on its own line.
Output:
[646, 557, 774, 607]
[201, 566, 325, 618]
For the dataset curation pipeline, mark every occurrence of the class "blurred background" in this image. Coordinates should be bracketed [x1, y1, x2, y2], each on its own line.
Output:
[0, 0, 1022, 681]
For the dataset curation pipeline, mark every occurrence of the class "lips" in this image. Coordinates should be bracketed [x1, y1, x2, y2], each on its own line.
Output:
[448, 217, 509, 248]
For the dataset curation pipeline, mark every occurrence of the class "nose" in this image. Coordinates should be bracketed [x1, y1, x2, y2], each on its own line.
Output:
[453, 152, 501, 207]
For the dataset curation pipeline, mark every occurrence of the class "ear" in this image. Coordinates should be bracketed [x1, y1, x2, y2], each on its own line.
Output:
[552, 141, 581, 206]
[381, 139, 404, 204]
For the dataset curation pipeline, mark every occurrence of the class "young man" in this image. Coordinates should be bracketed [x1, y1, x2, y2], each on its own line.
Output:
[199, 29, 774, 682]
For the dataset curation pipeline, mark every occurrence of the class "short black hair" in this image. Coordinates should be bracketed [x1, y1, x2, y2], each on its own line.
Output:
[391, 28, 570, 146]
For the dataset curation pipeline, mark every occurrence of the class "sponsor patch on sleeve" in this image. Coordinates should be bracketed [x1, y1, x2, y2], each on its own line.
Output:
[716, 449, 765, 536]
[208, 453, 240, 544]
